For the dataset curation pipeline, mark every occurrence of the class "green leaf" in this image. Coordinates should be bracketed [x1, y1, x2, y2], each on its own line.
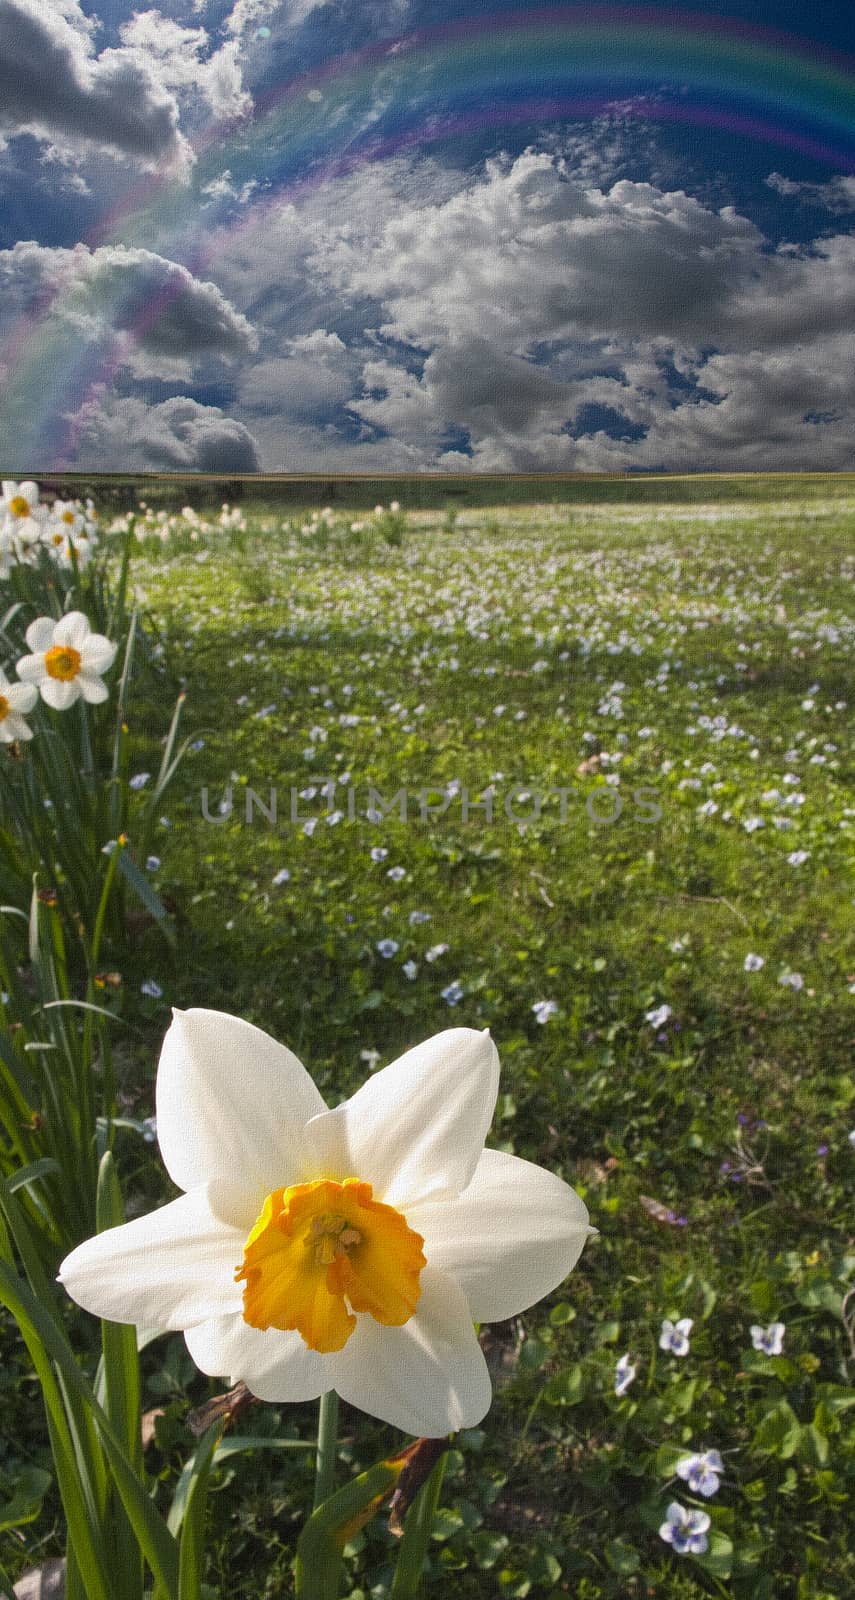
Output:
[695, 1531, 734, 1580]
[430, 1505, 464, 1541]
[207, 1435, 315, 1461]
[797, 1282, 844, 1317]
[96, 1153, 143, 1472]
[471, 1530, 509, 1569]
[0, 1253, 178, 1598]
[605, 1538, 640, 1575]
[6, 1157, 61, 1194]
[295, 1459, 401, 1599]
[391, 1450, 448, 1600]
[177, 1422, 224, 1600]
[115, 848, 176, 946]
[797, 1424, 829, 1468]
[752, 1399, 803, 1459]
[543, 1365, 587, 1406]
[498, 1569, 531, 1598]
[0, 1466, 52, 1533]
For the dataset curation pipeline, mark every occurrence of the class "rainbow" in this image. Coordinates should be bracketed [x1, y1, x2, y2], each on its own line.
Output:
[3, 5, 855, 469]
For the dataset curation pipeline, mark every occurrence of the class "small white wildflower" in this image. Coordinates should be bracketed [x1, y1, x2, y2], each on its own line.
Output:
[614, 1354, 636, 1396]
[532, 999, 558, 1025]
[675, 1449, 724, 1498]
[659, 1502, 710, 1555]
[750, 1322, 785, 1355]
[659, 1317, 693, 1356]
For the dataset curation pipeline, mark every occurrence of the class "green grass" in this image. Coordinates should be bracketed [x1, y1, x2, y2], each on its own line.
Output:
[2, 485, 854, 1598]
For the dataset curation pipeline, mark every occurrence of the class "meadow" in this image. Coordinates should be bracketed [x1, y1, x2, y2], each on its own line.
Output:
[0, 479, 852, 1599]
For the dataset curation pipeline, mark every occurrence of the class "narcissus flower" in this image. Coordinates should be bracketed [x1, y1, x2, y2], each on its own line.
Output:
[0, 668, 38, 748]
[0, 668, 38, 742]
[58, 1012, 593, 1436]
[16, 612, 117, 710]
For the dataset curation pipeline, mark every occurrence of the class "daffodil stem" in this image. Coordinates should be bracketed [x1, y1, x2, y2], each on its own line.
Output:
[314, 1389, 339, 1510]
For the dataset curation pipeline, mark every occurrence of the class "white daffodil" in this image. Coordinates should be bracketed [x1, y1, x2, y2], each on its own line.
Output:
[16, 612, 117, 710]
[0, 668, 38, 743]
[1, 480, 45, 524]
[49, 499, 86, 538]
[1, 480, 47, 560]
[58, 1012, 593, 1437]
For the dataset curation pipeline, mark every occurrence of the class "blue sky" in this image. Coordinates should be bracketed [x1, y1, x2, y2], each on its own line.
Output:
[0, 0, 853, 472]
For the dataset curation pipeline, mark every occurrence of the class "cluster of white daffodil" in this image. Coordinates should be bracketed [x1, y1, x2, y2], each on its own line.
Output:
[1, 480, 99, 576]
[0, 612, 117, 743]
[128, 502, 217, 543]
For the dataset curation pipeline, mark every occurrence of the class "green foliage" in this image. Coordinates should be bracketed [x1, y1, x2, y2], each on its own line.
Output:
[1, 481, 854, 1597]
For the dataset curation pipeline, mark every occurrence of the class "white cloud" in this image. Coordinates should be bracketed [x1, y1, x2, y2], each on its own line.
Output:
[70, 395, 261, 471]
[223, 0, 408, 38]
[118, 13, 251, 121]
[0, 0, 190, 172]
[240, 332, 353, 417]
[283, 149, 855, 470]
[766, 171, 855, 213]
[325, 152, 763, 351]
[0, 241, 257, 372]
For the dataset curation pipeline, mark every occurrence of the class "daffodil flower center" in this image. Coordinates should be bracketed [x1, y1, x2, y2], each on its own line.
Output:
[9, 496, 31, 518]
[0, 696, 9, 721]
[234, 1177, 426, 1354]
[44, 645, 82, 682]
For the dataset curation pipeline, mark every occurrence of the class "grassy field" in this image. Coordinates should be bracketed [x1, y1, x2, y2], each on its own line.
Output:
[3, 482, 854, 1597]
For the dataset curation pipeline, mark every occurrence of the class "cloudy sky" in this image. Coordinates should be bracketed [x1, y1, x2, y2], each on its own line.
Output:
[1, 0, 854, 473]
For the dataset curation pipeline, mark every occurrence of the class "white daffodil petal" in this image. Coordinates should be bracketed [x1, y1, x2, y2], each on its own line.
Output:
[40, 678, 80, 710]
[57, 1181, 255, 1330]
[78, 674, 110, 704]
[410, 1148, 592, 1322]
[53, 611, 91, 650]
[303, 1028, 500, 1208]
[155, 1008, 328, 1195]
[7, 682, 38, 713]
[332, 1266, 492, 1436]
[186, 1315, 329, 1400]
[80, 635, 117, 674]
[23, 618, 54, 653]
[15, 655, 45, 683]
